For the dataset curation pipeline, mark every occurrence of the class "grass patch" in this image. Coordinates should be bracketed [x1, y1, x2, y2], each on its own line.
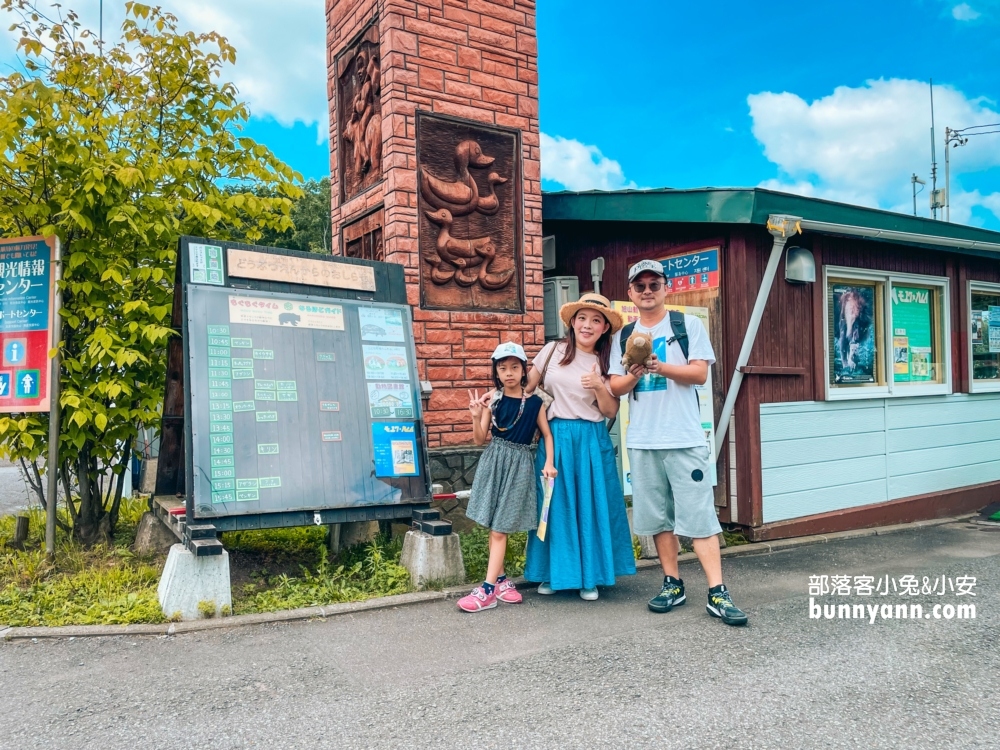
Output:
[459, 527, 527, 583]
[0, 500, 164, 627]
[723, 530, 749, 547]
[0, 502, 413, 627]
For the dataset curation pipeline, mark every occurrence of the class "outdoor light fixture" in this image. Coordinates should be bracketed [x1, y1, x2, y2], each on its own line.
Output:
[785, 246, 815, 284]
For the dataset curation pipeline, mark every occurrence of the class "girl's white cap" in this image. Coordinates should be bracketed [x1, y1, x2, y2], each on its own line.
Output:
[491, 341, 527, 361]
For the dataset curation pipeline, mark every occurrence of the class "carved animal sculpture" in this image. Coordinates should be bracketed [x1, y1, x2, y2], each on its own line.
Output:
[423, 209, 514, 290]
[419, 140, 495, 216]
[621, 330, 654, 369]
[425, 208, 493, 263]
[473, 173, 508, 216]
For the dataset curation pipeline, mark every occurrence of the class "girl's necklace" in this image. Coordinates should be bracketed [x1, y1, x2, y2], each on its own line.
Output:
[491, 389, 527, 432]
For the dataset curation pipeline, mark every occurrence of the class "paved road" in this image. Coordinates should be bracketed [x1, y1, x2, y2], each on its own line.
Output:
[0, 459, 34, 517]
[2, 521, 997, 749]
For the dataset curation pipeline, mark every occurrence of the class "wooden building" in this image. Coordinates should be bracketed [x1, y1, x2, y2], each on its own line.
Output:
[543, 188, 1000, 540]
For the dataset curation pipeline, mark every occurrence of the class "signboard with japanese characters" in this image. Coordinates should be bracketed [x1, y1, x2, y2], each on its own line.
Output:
[660, 248, 720, 295]
[0, 236, 57, 413]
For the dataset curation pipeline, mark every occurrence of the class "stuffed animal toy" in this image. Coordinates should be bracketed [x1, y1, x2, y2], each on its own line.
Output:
[621, 330, 654, 370]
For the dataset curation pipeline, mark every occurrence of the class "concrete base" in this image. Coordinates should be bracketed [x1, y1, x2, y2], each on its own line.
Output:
[399, 530, 465, 590]
[340, 520, 379, 549]
[157, 544, 232, 621]
[139, 458, 158, 495]
[132, 511, 177, 555]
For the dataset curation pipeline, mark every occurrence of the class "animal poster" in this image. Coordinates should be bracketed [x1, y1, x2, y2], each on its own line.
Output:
[371, 422, 419, 477]
[971, 311, 985, 346]
[893, 336, 909, 376]
[831, 283, 877, 384]
[359, 307, 405, 342]
[991, 307, 1000, 353]
[363, 345, 410, 380]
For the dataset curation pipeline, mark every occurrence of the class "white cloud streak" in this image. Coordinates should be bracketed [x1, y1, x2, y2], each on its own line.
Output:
[748, 78, 1000, 224]
[952, 3, 982, 21]
[3, 1, 329, 139]
[540, 133, 637, 191]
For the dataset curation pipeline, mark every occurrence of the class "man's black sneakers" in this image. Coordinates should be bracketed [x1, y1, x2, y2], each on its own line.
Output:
[706, 584, 748, 626]
[648, 576, 686, 613]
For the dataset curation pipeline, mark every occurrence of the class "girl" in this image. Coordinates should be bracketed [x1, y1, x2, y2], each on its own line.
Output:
[525, 293, 636, 600]
[457, 342, 557, 613]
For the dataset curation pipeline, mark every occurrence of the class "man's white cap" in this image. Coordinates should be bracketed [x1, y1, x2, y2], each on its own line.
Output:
[628, 259, 666, 283]
[491, 341, 527, 362]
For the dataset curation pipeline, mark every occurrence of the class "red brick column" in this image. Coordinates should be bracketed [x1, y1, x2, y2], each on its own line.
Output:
[327, 0, 543, 448]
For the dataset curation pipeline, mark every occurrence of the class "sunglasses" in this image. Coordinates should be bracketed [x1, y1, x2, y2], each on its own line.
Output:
[631, 281, 663, 293]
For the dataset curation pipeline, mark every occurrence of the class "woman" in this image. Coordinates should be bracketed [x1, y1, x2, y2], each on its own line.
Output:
[525, 293, 636, 600]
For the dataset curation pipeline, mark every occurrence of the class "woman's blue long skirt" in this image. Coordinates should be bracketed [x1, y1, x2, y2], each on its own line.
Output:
[525, 418, 636, 590]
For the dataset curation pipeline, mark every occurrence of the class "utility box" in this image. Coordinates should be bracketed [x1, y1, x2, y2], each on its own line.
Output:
[543, 276, 580, 340]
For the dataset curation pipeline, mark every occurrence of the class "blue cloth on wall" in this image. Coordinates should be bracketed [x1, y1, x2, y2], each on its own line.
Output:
[525, 418, 636, 590]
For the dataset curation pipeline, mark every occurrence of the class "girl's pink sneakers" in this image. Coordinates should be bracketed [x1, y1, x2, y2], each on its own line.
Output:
[457, 586, 497, 612]
[496, 579, 522, 603]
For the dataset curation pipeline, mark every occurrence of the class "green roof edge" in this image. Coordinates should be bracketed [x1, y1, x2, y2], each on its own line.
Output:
[542, 187, 1000, 246]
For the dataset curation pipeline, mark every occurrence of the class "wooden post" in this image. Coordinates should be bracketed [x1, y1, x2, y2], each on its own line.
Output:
[12, 515, 29, 549]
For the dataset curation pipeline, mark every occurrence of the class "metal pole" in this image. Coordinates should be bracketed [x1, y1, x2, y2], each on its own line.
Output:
[45, 237, 63, 559]
[945, 127, 951, 223]
[912, 176, 917, 217]
[930, 80, 938, 220]
[714, 215, 798, 456]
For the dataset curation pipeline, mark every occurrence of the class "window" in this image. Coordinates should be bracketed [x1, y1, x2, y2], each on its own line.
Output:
[825, 267, 950, 399]
[970, 282, 1000, 392]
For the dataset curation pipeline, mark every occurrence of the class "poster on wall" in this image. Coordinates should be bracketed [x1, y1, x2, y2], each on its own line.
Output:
[831, 283, 877, 384]
[972, 310, 985, 347]
[990, 306, 1000, 354]
[611, 301, 717, 490]
[891, 286, 934, 383]
[371, 422, 418, 477]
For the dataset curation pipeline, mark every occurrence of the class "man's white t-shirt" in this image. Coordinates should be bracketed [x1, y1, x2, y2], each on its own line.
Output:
[610, 313, 716, 450]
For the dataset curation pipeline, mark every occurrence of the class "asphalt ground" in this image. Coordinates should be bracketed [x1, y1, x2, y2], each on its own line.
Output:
[1, 521, 997, 749]
[0, 459, 33, 517]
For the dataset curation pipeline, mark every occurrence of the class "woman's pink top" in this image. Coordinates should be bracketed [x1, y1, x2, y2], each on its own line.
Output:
[533, 341, 613, 423]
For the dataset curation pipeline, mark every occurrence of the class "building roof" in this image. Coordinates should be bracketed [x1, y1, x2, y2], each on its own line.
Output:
[542, 187, 1000, 249]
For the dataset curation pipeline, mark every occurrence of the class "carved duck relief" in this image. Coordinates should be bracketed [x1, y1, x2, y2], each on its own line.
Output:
[424, 208, 513, 291]
[419, 140, 495, 215]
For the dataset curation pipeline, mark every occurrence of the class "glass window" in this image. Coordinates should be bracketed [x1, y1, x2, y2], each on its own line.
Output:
[970, 284, 1000, 390]
[890, 283, 947, 386]
[825, 268, 950, 399]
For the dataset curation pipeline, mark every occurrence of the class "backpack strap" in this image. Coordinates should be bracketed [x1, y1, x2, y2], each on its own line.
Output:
[666, 310, 689, 361]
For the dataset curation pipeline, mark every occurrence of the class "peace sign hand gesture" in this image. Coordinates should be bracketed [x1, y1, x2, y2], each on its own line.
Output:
[468, 389, 490, 419]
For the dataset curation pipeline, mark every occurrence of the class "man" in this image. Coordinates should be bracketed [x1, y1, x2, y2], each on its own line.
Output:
[609, 259, 748, 626]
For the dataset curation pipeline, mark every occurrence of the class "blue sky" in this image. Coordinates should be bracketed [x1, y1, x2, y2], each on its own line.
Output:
[4, 1, 999, 228]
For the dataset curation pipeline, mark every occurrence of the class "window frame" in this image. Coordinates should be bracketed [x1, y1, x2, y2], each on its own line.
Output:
[968, 280, 1000, 394]
[823, 266, 952, 401]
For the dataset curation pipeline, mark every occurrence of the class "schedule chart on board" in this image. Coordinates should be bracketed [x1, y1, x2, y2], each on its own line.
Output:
[185, 286, 424, 519]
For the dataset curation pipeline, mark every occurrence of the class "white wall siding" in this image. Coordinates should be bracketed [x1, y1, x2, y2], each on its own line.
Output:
[759, 393, 1000, 523]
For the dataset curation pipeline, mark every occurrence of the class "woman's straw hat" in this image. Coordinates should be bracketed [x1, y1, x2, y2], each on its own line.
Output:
[559, 292, 624, 334]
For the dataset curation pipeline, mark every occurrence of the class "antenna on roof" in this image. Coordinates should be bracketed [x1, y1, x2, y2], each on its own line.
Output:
[929, 79, 941, 220]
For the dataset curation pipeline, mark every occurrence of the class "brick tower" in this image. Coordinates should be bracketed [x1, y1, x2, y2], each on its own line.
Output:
[327, 0, 542, 455]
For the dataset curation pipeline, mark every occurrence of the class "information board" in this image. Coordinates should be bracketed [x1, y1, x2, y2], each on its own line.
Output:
[185, 285, 425, 519]
[0, 237, 56, 412]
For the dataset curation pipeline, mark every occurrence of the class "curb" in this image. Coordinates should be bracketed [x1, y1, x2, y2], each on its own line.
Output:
[1, 514, 974, 641]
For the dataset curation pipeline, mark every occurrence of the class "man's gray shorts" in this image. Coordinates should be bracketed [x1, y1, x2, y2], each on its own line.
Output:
[628, 446, 722, 539]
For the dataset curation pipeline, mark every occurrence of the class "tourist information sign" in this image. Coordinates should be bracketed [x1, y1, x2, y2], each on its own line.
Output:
[156, 238, 431, 531]
[0, 236, 58, 413]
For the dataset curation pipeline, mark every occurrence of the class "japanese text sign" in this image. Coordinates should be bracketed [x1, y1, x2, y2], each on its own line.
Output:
[0, 236, 57, 412]
[660, 248, 720, 295]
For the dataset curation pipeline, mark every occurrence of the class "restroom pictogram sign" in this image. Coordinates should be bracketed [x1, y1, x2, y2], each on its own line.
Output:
[0, 236, 57, 412]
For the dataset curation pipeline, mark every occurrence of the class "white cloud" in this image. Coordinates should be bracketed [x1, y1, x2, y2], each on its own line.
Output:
[540, 133, 637, 191]
[2, 1, 329, 139]
[748, 78, 1000, 224]
[952, 3, 982, 20]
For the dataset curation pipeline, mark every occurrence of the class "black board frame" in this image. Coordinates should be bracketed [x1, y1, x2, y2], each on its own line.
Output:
[154, 237, 432, 531]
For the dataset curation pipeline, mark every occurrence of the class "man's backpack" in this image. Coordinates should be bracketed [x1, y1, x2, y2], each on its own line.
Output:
[619, 311, 689, 401]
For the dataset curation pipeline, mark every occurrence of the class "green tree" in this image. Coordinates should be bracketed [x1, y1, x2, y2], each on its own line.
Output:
[228, 177, 331, 253]
[0, 1, 302, 544]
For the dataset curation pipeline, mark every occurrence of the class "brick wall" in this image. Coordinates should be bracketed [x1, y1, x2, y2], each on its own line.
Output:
[327, 0, 543, 448]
